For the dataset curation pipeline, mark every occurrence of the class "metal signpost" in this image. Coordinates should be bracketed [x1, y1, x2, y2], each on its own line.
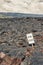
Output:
[26, 33, 35, 47]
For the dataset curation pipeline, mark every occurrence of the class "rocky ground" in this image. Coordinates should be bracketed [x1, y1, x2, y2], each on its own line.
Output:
[0, 17, 43, 65]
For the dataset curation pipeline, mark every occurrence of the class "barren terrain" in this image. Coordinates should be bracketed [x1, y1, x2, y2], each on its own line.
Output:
[0, 17, 43, 65]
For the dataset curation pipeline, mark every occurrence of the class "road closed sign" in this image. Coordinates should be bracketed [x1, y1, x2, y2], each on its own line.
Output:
[26, 33, 35, 44]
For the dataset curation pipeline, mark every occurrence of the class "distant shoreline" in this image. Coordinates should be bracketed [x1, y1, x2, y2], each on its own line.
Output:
[0, 12, 43, 18]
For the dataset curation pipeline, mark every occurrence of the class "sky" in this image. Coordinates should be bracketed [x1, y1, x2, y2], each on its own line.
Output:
[0, 0, 43, 14]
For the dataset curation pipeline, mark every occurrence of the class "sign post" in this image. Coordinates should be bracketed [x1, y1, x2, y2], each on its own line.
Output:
[26, 33, 35, 47]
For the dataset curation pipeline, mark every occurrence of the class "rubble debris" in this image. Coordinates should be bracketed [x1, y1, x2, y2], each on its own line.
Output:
[0, 18, 43, 65]
[24, 47, 34, 57]
[0, 58, 3, 64]
[0, 52, 5, 58]
[0, 51, 33, 65]
[17, 52, 25, 61]
[16, 41, 23, 47]
[11, 57, 21, 65]
[0, 52, 22, 65]
[40, 49, 43, 53]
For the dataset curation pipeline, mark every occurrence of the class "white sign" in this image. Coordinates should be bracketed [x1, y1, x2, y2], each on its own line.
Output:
[26, 33, 35, 44]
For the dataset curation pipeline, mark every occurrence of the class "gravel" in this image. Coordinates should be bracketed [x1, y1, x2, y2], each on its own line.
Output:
[0, 17, 43, 65]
